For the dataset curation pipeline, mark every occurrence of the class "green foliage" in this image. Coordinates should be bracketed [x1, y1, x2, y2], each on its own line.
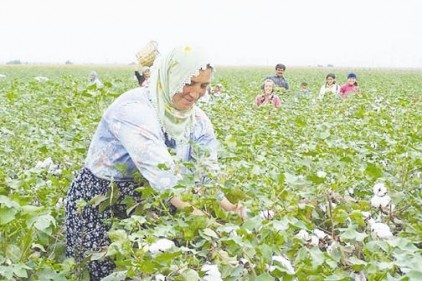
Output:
[0, 65, 421, 280]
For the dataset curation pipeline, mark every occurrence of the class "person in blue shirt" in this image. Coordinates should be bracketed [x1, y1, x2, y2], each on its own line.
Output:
[65, 45, 246, 280]
[295, 81, 311, 99]
[264, 63, 289, 92]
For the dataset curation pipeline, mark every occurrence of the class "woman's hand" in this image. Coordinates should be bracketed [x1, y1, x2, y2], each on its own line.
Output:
[233, 203, 248, 220]
[218, 196, 248, 220]
[192, 207, 207, 216]
[170, 196, 208, 216]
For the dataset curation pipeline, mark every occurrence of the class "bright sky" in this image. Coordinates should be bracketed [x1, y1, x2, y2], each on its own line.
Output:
[1, 0, 421, 67]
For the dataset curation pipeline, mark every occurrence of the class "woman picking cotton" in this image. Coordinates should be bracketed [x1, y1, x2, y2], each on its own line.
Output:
[255, 79, 282, 108]
[65, 45, 246, 280]
[134, 66, 151, 87]
[318, 73, 340, 100]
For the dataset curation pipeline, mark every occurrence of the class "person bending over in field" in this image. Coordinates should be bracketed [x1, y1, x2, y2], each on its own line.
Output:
[134, 66, 151, 87]
[255, 79, 281, 108]
[65, 44, 246, 280]
[88, 71, 103, 88]
[339, 72, 361, 98]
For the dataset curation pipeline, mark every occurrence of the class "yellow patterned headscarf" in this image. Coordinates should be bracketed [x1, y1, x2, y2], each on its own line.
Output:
[149, 45, 212, 143]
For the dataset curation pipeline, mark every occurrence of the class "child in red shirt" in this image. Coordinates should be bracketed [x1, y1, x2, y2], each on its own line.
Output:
[339, 72, 361, 98]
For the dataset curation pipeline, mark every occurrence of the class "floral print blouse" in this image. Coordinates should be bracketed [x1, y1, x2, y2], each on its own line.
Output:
[85, 87, 219, 192]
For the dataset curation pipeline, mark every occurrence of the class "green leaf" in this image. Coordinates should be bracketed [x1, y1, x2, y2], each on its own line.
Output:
[340, 224, 368, 242]
[255, 272, 276, 281]
[308, 247, 325, 268]
[0, 195, 20, 208]
[101, 271, 127, 281]
[182, 269, 199, 280]
[0, 207, 18, 225]
[202, 228, 219, 239]
[364, 163, 383, 178]
[34, 214, 56, 234]
[13, 263, 31, 278]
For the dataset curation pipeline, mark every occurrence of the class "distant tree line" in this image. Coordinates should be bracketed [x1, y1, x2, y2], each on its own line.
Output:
[6, 60, 22, 64]
[5, 60, 74, 65]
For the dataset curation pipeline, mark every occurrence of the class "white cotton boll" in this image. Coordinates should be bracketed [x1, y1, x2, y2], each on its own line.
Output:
[154, 274, 166, 281]
[370, 195, 383, 208]
[34, 76, 49, 82]
[55, 198, 64, 210]
[35, 157, 54, 170]
[370, 142, 378, 149]
[313, 229, 327, 240]
[310, 235, 319, 246]
[368, 219, 393, 239]
[259, 209, 275, 220]
[0, 74, 6, 78]
[361, 211, 371, 220]
[44, 157, 54, 166]
[380, 159, 390, 167]
[271, 255, 295, 275]
[149, 238, 175, 254]
[373, 182, 388, 197]
[295, 229, 310, 241]
[327, 241, 340, 255]
[371, 195, 392, 209]
[51, 168, 62, 176]
[317, 171, 327, 178]
[379, 195, 391, 208]
[344, 188, 357, 202]
[239, 258, 249, 265]
[319, 202, 337, 213]
[35, 161, 45, 169]
[201, 264, 222, 281]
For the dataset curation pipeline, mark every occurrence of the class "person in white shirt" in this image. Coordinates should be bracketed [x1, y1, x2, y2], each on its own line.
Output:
[318, 73, 340, 100]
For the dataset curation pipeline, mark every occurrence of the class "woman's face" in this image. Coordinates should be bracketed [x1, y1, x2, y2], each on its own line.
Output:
[172, 68, 212, 110]
[347, 77, 356, 85]
[143, 70, 151, 79]
[326, 76, 335, 85]
[264, 82, 273, 94]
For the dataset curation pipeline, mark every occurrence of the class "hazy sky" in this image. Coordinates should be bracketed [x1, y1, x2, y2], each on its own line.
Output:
[1, 0, 421, 67]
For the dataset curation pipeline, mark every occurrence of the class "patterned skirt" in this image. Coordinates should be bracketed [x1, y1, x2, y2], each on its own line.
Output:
[65, 167, 141, 280]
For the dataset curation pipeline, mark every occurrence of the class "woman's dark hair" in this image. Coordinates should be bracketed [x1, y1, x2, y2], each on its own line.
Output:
[326, 73, 336, 84]
[134, 70, 145, 86]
